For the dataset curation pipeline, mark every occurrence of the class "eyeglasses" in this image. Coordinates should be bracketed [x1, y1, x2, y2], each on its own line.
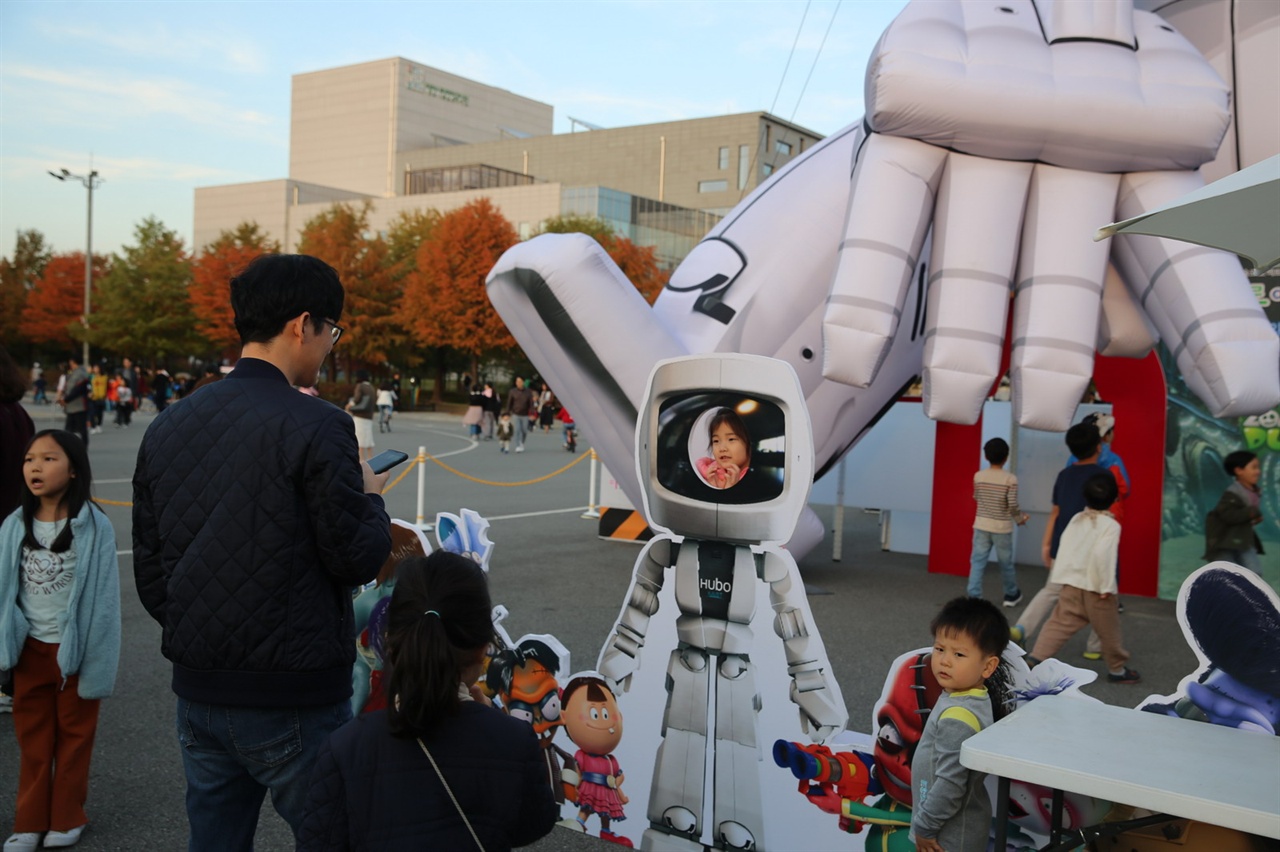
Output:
[321, 318, 344, 344]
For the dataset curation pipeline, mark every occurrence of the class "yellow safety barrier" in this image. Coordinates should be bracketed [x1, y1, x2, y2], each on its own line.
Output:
[87, 446, 587, 510]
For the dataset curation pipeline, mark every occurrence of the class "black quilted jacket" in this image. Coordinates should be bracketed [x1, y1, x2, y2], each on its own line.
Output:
[133, 358, 392, 707]
[298, 705, 558, 851]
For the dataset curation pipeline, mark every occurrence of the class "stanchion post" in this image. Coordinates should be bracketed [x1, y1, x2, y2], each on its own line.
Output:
[582, 448, 601, 519]
[415, 446, 433, 531]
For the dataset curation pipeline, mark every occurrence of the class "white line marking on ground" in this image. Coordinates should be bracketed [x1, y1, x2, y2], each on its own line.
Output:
[486, 507, 590, 521]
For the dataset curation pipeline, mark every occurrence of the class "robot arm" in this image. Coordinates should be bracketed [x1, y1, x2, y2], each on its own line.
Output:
[598, 537, 673, 692]
[761, 549, 848, 743]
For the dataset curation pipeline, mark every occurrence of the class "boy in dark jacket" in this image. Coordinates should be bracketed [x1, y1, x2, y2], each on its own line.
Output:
[133, 254, 393, 851]
[1205, 450, 1265, 573]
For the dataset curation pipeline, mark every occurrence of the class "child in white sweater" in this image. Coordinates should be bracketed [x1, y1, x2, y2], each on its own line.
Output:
[1029, 473, 1140, 684]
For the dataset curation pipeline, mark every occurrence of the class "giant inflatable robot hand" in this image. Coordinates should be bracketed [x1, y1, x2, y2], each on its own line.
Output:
[487, 0, 1279, 529]
[824, 0, 1277, 428]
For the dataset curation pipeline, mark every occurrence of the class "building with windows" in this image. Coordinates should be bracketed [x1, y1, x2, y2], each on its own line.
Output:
[194, 57, 823, 268]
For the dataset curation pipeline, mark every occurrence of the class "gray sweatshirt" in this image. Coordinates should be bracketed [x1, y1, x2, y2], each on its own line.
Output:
[910, 688, 994, 852]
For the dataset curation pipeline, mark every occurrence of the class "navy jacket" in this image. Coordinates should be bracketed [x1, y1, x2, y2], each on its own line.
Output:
[132, 358, 391, 707]
[299, 704, 558, 851]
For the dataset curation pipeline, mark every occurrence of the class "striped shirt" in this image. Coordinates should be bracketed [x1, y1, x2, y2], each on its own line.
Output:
[973, 467, 1020, 534]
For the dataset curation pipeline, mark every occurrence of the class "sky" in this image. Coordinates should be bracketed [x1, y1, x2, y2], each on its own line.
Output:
[0, 0, 909, 261]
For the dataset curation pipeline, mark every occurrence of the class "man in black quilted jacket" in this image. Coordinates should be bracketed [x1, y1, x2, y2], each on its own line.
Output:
[132, 254, 393, 851]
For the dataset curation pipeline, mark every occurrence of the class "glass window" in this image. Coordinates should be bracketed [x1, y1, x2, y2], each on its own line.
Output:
[699, 180, 728, 193]
[718, 147, 729, 170]
[774, 140, 792, 156]
[738, 145, 749, 190]
[762, 163, 774, 178]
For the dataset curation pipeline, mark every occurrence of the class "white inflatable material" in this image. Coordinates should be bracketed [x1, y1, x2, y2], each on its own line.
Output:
[488, 0, 1279, 531]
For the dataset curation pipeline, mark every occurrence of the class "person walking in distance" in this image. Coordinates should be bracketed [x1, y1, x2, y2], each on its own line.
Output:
[132, 254, 393, 852]
[504, 376, 534, 453]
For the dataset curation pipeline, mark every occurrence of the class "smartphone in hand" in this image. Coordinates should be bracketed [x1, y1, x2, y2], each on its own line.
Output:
[368, 449, 409, 474]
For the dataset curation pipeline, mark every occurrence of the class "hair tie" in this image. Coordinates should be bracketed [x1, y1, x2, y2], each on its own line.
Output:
[425, 610, 441, 619]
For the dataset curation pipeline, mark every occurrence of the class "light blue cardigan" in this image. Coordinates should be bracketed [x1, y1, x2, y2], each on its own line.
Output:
[0, 503, 122, 699]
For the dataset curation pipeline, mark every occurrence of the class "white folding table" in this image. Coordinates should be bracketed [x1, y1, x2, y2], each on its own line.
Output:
[960, 695, 1280, 849]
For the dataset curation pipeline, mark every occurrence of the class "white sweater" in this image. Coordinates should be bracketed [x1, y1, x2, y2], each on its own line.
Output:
[1048, 508, 1119, 595]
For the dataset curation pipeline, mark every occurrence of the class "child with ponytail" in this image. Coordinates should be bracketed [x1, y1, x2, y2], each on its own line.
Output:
[299, 550, 556, 851]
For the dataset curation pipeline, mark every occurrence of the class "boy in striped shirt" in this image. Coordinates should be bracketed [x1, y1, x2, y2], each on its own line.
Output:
[967, 438, 1028, 605]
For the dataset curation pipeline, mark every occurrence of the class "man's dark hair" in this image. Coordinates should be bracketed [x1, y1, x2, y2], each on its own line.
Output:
[1065, 422, 1101, 460]
[983, 437, 1009, 465]
[230, 254, 344, 346]
[1223, 450, 1257, 477]
[1083, 473, 1118, 511]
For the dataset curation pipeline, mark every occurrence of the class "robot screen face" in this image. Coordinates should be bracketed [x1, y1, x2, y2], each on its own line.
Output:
[655, 392, 786, 506]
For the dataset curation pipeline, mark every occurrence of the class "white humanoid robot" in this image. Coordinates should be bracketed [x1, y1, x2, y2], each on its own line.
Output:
[598, 353, 846, 851]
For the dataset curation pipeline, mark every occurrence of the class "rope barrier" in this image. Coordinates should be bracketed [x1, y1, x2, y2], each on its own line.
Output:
[88, 444, 592, 510]
[417, 445, 591, 486]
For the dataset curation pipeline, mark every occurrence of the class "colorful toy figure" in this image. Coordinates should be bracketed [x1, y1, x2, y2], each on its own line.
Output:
[487, 636, 573, 803]
[562, 673, 632, 847]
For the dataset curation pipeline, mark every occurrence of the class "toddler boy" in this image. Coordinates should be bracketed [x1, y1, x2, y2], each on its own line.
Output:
[967, 438, 1028, 606]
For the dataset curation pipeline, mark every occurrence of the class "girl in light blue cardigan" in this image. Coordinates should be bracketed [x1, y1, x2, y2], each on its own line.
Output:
[1, 430, 120, 852]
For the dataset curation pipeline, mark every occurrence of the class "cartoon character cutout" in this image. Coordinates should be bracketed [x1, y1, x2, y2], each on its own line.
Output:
[486, 635, 573, 803]
[352, 511, 494, 715]
[1140, 562, 1280, 734]
[562, 673, 632, 847]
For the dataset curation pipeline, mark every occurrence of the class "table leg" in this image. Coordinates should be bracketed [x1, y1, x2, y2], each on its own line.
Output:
[994, 775, 1010, 851]
[1050, 787, 1064, 847]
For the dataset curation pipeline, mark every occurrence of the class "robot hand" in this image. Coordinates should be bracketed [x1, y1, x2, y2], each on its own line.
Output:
[822, 0, 1279, 430]
[598, 632, 642, 693]
[789, 677, 846, 744]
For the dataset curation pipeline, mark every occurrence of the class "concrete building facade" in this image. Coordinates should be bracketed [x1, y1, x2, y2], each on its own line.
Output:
[194, 58, 823, 267]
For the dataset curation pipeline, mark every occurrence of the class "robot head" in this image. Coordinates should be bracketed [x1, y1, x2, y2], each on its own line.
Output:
[636, 354, 814, 544]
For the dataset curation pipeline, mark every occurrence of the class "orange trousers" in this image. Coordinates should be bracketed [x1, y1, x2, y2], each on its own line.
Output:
[12, 637, 101, 833]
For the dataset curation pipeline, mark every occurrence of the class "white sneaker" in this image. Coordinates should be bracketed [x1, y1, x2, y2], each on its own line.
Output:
[41, 825, 85, 848]
[3, 834, 40, 852]
[0, 694, 11, 713]
[515, 446, 524, 452]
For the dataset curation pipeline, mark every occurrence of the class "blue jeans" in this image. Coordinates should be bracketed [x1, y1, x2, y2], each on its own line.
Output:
[968, 529, 1019, 598]
[1209, 548, 1261, 574]
[176, 697, 351, 852]
[514, 411, 529, 448]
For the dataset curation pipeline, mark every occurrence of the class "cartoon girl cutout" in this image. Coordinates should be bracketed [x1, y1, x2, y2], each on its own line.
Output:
[692, 407, 751, 490]
[562, 674, 632, 847]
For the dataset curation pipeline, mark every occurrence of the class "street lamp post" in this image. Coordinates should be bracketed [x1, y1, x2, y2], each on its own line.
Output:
[48, 167, 103, 366]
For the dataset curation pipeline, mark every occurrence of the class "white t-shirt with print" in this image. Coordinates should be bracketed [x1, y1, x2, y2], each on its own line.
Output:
[20, 518, 77, 642]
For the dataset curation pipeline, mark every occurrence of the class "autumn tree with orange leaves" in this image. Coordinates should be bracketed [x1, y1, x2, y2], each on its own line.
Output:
[298, 203, 405, 376]
[537, 214, 667, 303]
[22, 252, 109, 350]
[0, 229, 52, 348]
[403, 198, 518, 401]
[190, 222, 279, 359]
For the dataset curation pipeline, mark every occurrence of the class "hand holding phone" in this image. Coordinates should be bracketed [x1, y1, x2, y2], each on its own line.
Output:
[368, 449, 410, 474]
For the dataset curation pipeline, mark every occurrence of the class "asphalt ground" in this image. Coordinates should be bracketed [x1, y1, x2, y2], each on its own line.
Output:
[1, 401, 1199, 851]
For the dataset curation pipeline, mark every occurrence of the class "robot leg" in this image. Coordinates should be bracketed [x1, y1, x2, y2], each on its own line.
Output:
[711, 653, 763, 851]
[642, 646, 711, 852]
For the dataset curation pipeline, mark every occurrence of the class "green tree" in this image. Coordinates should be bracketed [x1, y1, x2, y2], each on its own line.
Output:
[92, 218, 200, 365]
[0, 229, 53, 347]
